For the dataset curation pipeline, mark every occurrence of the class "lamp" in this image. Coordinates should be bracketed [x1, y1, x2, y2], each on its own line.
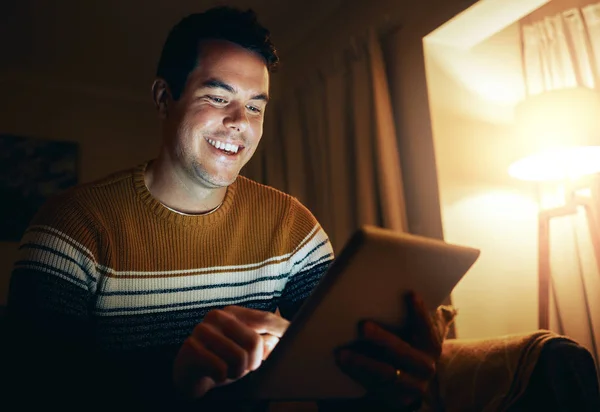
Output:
[508, 86, 600, 335]
[509, 87, 600, 182]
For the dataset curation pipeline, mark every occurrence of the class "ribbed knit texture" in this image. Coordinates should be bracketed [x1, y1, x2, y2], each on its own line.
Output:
[9, 161, 334, 353]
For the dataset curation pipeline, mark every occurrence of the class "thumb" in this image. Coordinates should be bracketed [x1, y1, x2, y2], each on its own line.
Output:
[191, 376, 216, 398]
[261, 334, 280, 360]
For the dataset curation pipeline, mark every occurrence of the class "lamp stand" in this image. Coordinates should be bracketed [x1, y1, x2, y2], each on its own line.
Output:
[537, 174, 600, 366]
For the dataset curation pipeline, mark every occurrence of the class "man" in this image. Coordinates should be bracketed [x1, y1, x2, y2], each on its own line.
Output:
[7, 7, 441, 411]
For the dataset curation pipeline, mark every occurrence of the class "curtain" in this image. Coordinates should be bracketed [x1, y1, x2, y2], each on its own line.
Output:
[243, 30, 408, 253]
[521, 1, 600, 95]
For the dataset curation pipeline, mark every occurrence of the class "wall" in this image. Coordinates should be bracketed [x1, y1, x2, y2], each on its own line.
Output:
[423, 22, 543, 338]
[440, 185, 540, 339]
[0, 79, 160, 304]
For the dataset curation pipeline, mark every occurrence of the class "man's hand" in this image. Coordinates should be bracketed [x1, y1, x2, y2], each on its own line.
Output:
[173, 306, 289, 398]
[334, 291, 442, 410]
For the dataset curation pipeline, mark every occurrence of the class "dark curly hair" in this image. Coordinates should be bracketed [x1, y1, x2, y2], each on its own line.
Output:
[156, 7, 279, 100]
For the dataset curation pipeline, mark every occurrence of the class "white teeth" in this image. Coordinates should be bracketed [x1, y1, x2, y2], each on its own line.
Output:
[207, 139, 240, 153]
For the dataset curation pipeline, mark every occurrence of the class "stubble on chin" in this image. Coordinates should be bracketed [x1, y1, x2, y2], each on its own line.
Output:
[176, 121, 249, 188]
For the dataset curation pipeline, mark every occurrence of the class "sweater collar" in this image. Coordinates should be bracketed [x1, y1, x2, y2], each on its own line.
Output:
[133, 160, 237, 226]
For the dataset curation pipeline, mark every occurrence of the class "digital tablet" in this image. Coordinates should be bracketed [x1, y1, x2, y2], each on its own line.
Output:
[209, 225, 480, 401]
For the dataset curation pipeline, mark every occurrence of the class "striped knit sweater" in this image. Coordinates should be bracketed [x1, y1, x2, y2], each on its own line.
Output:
[7, 161, 333, 408]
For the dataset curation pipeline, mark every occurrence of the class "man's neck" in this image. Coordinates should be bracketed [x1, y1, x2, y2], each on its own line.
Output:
[144, 156, 227, 215]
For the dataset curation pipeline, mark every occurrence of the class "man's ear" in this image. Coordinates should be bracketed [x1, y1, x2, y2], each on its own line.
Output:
[152, 79, 171, 119]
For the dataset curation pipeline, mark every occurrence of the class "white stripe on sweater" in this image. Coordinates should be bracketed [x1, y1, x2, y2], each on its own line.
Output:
[17, 225, 333, 316]
[18, 226, 99, 292]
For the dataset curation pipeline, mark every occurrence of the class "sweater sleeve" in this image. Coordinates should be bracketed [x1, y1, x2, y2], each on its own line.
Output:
[8, 190, 101, 329]
[6, 191, 103, 408]
[277, 199, 334, 320]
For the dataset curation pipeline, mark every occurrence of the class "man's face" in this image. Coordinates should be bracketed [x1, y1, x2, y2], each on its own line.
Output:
[164, 40, 270, 188]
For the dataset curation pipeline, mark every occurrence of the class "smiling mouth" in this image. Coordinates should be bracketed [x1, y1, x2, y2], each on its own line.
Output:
[206, 138, 245, 156]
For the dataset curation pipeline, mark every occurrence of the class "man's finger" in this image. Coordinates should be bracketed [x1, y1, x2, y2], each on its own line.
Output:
[405, 291, 442, 358]
[193, 323, 249, 379]
[202, 309, 264, 371]
[360, 321, 436, 379]
[181, 336, 229, 385]
[223, 306, 289, 338]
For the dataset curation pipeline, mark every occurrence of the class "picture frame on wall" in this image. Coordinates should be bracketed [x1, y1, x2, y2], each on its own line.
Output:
[0, 134, 79, 242]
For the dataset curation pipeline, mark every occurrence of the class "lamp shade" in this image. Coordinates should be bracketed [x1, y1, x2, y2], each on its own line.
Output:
[509, 87, 600, 181]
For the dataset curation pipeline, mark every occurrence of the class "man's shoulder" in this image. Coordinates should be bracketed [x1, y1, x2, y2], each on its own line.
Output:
[36, 164, 140, 225]
[85, 166, 137, 189]
[239, 175, 317, 207]
[236, 175, 295, 201]
[235, 175, 317, 220]
[54, 164, 139, 205]
[235, 176, 328, 246]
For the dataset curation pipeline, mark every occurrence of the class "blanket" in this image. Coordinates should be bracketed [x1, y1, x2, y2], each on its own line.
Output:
[422, 328, 573, 411]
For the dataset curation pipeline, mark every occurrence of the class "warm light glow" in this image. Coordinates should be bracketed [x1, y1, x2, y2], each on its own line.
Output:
[426, 42, 526, 106]
[444, 187, 539, 339]
[423, 0, 551, 109]
[575, 188, 592, 198]
[426, 0, 550, 49]
[514, 88, 600, 152]
[537, 184, 567, 209]
[508, 146, 600, 181]
[510, 88, 600, 182]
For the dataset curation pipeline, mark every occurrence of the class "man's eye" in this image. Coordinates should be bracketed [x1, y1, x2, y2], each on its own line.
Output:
[246, 105, 262, 113]
[208, 96, 227, 104]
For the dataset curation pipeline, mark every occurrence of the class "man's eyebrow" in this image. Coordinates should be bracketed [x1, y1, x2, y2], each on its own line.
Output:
[200, 79, 235, 94]
[251, 93, 269, 102]
[199, 78, 269, 102]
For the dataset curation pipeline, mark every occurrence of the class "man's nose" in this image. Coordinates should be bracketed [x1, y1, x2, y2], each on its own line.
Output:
[223, 103, 249, 133]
